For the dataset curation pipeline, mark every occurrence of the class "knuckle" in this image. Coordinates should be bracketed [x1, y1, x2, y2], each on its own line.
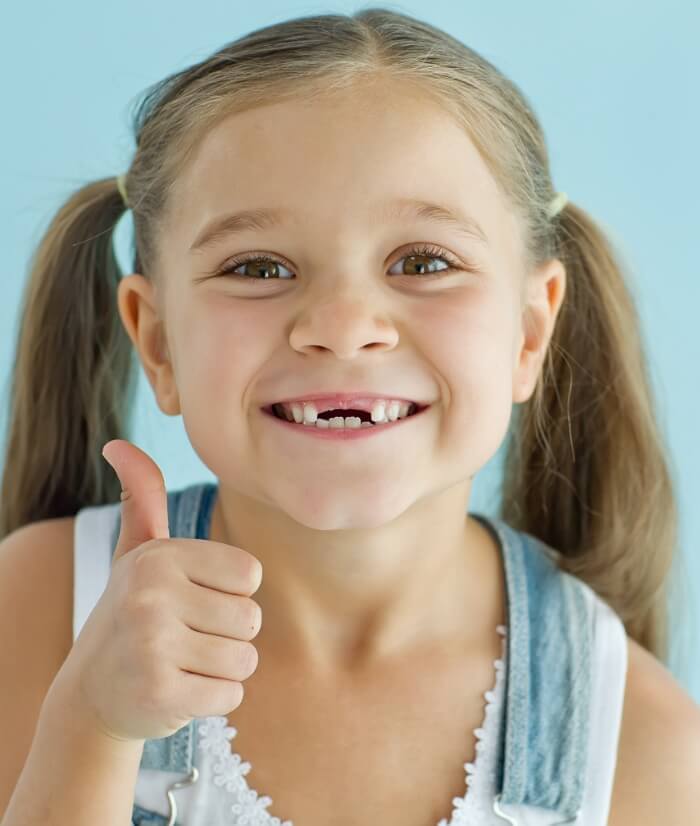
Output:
[129, 544, 166, 588]
[242, 554, 263, 593]
[239, 641, 259, 675]
[227, 681, 245, 709]
[134, 538, 164, 562]
[242, 598, 262, 636]
[129, 587, 166, 623]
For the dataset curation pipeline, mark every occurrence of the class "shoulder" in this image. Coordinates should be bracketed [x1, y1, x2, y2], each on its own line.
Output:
[0, 516, 76, 653]
[608, 634, 700, 826]
[0, 515, 76, 584]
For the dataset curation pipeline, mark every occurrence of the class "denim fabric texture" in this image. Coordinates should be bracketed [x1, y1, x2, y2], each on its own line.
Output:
[110, 482, 594, 825]
[131, 800, 171, 825]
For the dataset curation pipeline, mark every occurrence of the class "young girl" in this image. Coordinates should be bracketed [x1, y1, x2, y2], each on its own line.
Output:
[1, 8, 698, 826]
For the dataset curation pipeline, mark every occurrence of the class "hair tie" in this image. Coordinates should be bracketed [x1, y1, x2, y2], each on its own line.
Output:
[116, 173, 129, 208]
[547, 191, 568, 219]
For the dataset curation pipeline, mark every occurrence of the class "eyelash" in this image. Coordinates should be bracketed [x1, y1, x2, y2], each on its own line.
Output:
[213, 243, 470, 281]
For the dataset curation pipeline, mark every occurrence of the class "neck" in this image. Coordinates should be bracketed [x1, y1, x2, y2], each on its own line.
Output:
[208, 487, 506, 675]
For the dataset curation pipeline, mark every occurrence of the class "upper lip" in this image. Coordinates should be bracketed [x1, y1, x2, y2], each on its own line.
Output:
[262, 393, 430, 411]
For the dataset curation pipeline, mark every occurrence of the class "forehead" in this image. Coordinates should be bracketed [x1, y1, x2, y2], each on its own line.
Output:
[168, 80, 515, 250]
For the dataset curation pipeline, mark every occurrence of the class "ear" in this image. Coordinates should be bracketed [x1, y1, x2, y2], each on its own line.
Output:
[512, 258, 567, 404]
[115, 274, 181, 415]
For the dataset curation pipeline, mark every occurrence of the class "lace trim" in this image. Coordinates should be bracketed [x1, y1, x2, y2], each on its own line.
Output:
[437, 623, 508, 825]
[197, 623, 508, 826]
[197, 717, 287, 825]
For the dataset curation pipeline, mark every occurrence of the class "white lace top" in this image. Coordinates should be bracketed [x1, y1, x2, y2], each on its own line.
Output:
[176, 624, 509, 826]
[74, 503, 628, 826]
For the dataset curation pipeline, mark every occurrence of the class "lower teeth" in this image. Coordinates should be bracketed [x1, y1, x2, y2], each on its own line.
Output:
[293, 416, 384, 429]
[312, 418, 380, 429]
[272, 408, 404, 428]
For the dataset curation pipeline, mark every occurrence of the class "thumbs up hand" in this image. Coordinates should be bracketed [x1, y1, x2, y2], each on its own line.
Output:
[52, 439, 263, 743]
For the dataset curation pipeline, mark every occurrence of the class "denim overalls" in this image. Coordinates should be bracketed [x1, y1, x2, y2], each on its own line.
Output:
[72, 482, 628, 825]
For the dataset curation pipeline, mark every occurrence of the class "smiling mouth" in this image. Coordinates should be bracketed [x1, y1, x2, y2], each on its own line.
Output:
[264, 402, 425, 426]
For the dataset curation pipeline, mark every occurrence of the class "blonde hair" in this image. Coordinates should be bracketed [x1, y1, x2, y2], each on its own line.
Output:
[1, 8, 689, 676]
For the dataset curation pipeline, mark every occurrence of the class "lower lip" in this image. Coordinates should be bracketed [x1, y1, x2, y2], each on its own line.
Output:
[260, 405, 430, 440]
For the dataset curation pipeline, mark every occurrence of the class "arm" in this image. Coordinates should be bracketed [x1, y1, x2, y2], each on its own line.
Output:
[1, 676, 145, 826]
[0, 519, 144, 825]
[609, 636, 700, 826]
[640, 687, 700, 825]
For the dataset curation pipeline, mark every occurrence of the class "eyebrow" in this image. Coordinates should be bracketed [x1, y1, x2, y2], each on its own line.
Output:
[189, 197, 489, 253]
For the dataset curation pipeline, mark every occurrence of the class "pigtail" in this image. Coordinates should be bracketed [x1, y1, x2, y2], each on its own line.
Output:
[0, 178, 137, 538]
[501, 200, 686, 668]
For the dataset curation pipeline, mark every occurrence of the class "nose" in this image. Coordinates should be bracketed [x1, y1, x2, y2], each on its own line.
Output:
[288, 296, 399, 359]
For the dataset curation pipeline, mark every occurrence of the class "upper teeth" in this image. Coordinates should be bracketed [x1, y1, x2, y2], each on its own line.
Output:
[277, 400, 414, 428]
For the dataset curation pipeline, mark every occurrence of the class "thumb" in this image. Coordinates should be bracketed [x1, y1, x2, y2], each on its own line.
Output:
[102, 439, 170, 564]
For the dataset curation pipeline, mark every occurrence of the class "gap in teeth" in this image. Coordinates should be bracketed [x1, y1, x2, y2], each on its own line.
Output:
[274, 400, 415, 427]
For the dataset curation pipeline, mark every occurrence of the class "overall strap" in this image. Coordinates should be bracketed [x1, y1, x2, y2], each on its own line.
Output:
[473, 515, 593, 824]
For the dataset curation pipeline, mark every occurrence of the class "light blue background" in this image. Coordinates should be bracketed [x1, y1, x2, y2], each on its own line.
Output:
[2, 2, 698, 700]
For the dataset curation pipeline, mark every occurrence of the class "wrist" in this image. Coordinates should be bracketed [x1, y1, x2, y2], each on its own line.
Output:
[40, 671, 145, 752]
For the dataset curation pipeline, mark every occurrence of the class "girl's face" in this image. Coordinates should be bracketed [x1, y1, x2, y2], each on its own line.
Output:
[121, 77, 565, 532]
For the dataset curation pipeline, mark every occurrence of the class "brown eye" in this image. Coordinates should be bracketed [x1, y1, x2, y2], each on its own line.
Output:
[392, 252, 451, 276]
[214, 243, 467, 282]
[217, 255, 294, 279]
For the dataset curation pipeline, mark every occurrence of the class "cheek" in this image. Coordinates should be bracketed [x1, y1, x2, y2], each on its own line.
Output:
[176, 303, 262, 478]
[182, 297, 273, 388]
[415, 288, 516, 388]
[418, 289, 516, 453]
